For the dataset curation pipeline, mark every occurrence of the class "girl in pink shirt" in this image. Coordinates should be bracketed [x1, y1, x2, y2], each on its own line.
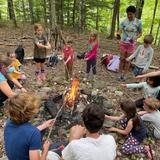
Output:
[85, 31, 99, 80]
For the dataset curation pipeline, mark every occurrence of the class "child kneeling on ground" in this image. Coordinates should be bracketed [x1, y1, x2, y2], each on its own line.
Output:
[105, 100, 153, 159]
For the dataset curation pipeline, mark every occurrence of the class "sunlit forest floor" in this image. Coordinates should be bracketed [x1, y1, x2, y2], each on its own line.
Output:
[0, 24, 160, 160]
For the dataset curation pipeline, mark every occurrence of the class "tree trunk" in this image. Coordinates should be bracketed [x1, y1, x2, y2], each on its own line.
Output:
[42, 0, 47, 24]
[150, 0, 158, 34]
[72, 0, 77, 28]
[28, 0, 34, 24]
[60, 0, 64, 28]
[154, 20, 160, 45]
[67, 0, 70, 25]
[81, 0, 86, 31]
[7, 0, 17, 27]
[116, 1, 120, 31]
[96, 5, 99, 30]
[21, 0, 26, 21]
[50, 0, 56, 28]
[109, 0, 120, 38]
[136, 0, 144, 19]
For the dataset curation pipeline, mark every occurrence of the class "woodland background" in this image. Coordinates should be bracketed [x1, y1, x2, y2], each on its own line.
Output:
[0, 0, 159, 45]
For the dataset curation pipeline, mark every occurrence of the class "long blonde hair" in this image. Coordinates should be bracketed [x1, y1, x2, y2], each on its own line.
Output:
[89, 30, 99, 44]
[0, 54, 12, 67]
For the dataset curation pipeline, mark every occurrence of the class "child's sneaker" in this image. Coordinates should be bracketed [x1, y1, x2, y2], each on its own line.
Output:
[41, 70, 46, 81]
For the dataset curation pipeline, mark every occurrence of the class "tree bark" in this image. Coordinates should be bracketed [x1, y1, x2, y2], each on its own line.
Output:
[50, 0, 56, 28]
[116, 1, 120, 31]
[67, 0, 70, 25]
[28, 0, 34, 24]
[7, 0, 17, 27]
[154, 19, 160, 45]
[72, 0, 77, 28]
[109, 0, 120, 39]
[42, 0, 47, 24]
[60, 0, 64, 28]
[21, 0, 26, 21]
[81, 0, 86, 31]
[150, 0, 158, 34]
[96, 5, 99, 30]
[136, 0, 144, 19]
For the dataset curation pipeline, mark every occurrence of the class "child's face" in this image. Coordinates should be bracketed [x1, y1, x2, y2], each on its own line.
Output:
[9, 53, 16, 60]
[146, 78, 153, 87]
[66, 42, 72, 47]
[36, 27, 43, 36]
[144, 41, 150, 48]
[143, 102, 149, 111]
[127, 12, 135, 21]
[90, 34, 96, 41]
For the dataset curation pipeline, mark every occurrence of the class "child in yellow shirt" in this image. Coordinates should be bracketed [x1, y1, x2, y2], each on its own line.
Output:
[7, 52, 26, 80]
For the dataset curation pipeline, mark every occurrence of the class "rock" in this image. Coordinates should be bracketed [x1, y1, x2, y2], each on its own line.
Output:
[41, 87, 52, 93]
[109, 133, 119, 141]
[103, 121, 115, 128]
[115, 90, 123, 96]
[76, 101, 86, 113]
[103, 100, 113, 109]
[94, 80, 106, 89]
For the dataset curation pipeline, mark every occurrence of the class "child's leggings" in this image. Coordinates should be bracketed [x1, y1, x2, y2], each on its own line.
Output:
[86, 58, 96, 74]
[119, 118, 147, 155]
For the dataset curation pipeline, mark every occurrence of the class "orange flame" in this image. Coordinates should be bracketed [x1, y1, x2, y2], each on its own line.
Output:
[65, 79, 79, 107]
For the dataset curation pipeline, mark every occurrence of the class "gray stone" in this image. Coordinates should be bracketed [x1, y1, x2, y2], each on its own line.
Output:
[103, 100, 113, 109]
[103, 121, 115, 128]
[94, 81, 106, 89]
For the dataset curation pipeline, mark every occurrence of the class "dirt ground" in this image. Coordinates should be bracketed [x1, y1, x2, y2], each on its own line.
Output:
[0, 24, 160, 160]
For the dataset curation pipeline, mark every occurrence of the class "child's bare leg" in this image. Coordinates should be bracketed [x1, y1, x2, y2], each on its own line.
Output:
[40, 63, 46, 81]
[35, 63, 41, 81]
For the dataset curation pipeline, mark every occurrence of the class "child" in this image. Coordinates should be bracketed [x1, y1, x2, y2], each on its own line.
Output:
[138, 98, 160, 139]
[105, 100, 153, 159]
[127, 35, 154, 76]
[7, 52, 26, 81]
[117, 5, 142, 81]
[4, 93, 54, 159]
[15, 43, 25, 64]
[33, 23, 51, 81]
[84, 30, 99, 81]
[63, 38, 74, 80]
[121, 76, 160, 108]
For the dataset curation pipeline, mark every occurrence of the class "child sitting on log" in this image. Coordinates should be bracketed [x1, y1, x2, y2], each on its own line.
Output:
[105, 100, 153, 159]
[121, 76, 160, 108]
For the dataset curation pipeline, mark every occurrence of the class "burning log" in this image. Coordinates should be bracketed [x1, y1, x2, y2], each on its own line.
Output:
[64, 79, 80, 108]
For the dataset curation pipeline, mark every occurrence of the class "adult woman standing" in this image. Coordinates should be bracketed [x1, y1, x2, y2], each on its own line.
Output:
[0, 54, 26, 107]
[117, 6, 142, 81]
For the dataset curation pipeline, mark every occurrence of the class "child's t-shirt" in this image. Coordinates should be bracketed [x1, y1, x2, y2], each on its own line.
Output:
[127, 45, 153, 71]
[12, 59, 21, 71]
[7, 66, 21, 80]
[86, 41, 99, 60]
[141, 111, 160, 139]
[120, 18, 142, 43]
[126, 82, 160, 98]
[34, 34, 48, 59]
[63, 45, 74, 64]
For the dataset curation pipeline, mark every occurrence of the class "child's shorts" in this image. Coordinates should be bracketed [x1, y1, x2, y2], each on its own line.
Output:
[34, 58, 46, 63]
[120, 41, 136, 55]
[133, 66, 143, 76]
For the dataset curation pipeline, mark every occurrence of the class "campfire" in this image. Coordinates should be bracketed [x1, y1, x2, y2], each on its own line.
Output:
[64, 79, 80, 108]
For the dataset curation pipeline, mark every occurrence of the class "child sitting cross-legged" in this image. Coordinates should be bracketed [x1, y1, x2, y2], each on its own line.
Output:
[7, 52, 26, 81]
[121, 76, 160, 108]
[138, 98, 160, 139]
[105, 100, 153, 159]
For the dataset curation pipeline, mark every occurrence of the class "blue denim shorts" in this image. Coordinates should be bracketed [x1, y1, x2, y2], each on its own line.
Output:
[133, 66, 143, 76]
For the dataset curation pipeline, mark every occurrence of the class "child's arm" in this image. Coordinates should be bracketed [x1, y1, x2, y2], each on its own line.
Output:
[64, 56, 71, 65]
[105, 114, 125, 121]
[126, 45, 141, 61]
[45, 41, 51, 50]
[108, 119, 133, 135]
[136, 71, 160, 79]
[143, 49, 154, 73]
[138, 111, 149, 116]
[121, 82, 145, 89]
[86, 43, 98, 60]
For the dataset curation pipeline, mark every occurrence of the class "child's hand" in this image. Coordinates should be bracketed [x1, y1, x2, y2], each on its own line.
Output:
[120, 83, 126, 87]
[43, 140, 50, 152]
[84, 58, 89, 61]
[105, 115, 111, 120]
[108, 127, 117, 132]
[21, 87, 27, 92]
[43, 119, 55, 128]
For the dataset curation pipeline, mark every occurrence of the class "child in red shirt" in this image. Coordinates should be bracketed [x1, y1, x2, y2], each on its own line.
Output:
[63, 39, 74, 80]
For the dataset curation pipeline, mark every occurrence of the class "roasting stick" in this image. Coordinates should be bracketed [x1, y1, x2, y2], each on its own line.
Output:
[47, 102, 66, 140]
